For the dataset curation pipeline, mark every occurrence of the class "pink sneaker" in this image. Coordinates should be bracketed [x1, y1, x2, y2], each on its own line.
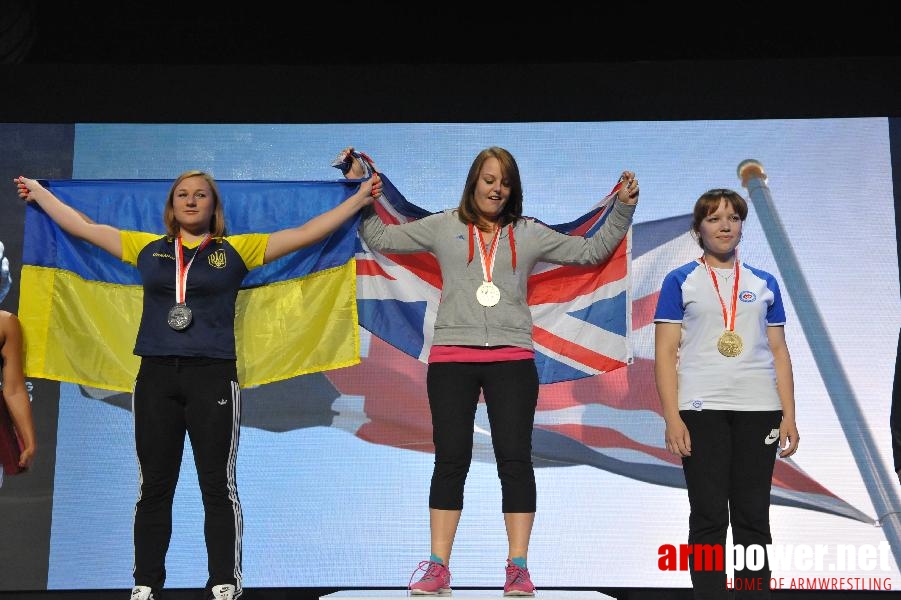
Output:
[409, 560, 452, 595]
[504, 560, 535, 596]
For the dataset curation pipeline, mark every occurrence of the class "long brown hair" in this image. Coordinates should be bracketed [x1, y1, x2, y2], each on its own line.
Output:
[691, 188, 748, 249]
[456, 147, 524, 229]
[163, 170, 226, 237]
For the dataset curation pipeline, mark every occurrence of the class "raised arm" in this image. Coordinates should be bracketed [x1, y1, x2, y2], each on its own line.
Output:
[584, 170, 640, 260]
[0, 312, 36, 469]
[336, 146, 439, 254]
[532, 170, 640, 266]
[655, 321, 691, 457]
[15, 176, 122, 259]
[263, 175, 380, 264]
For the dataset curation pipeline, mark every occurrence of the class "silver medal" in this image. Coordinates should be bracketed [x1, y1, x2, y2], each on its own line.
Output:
[170, 234, 210, 332]
[167, 303, 193, 331]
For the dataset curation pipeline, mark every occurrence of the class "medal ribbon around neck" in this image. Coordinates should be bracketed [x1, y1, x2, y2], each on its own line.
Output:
[469, 223, 516, 307]
[467, 223, 516, 272]
[700, 252, 740, 334]
[174, 234, 212, 306]
[474, 223, 500, 285]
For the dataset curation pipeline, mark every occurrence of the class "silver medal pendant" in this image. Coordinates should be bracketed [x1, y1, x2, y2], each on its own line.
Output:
[167, 303, 193, 331]
[476, 281, 501, 307]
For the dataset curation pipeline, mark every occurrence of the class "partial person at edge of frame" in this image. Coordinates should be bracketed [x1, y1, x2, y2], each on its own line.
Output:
[0, 240, 36, 487]
[892, 327, 901, 485]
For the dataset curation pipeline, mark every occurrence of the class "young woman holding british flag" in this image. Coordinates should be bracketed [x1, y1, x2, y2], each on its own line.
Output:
[338, 146, 638, 596]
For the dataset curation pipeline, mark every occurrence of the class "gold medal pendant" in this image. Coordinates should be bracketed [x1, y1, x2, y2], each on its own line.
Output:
[717, 330, 743, 357]
[476, 281, 501, 307]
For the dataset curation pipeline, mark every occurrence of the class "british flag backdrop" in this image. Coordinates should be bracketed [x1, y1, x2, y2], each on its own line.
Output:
[322, 161, 872, 524]
[14, 120, 895, 589]
[354, 171, 632, 384]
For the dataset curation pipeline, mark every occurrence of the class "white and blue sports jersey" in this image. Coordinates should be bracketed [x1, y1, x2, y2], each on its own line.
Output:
[654, 260, 786, 411]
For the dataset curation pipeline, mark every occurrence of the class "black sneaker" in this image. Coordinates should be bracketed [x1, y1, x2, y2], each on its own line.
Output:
[209, 584, 236, 600]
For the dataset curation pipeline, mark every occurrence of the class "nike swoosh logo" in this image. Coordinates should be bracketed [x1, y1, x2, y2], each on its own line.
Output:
[764, 430, 779, 445]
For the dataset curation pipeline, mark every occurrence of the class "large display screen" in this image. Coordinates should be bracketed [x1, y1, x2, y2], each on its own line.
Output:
[0, 118, 898, 592]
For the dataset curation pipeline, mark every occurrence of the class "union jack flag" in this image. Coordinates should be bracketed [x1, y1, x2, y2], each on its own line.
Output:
[323, 149, 872, 522]
[76, 159, 872, 524]
[339, 149, 632, 384]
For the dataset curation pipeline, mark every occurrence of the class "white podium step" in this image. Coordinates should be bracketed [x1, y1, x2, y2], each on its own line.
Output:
[322, 590, 616, 600]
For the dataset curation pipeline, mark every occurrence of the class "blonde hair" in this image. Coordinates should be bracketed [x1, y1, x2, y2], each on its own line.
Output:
[163, 170, 226, 237]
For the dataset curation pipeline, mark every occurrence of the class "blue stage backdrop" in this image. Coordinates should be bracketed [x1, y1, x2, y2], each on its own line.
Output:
[0, 120, 898, 591]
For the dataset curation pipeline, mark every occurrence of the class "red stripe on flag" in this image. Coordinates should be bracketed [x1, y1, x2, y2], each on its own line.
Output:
[564, 188, 623, 235]
[533, 326, 626, 373]
[538, 359, 660, 412]
[374, 200, 403, 225]
[357, 259, 395, 280]
[326, 337, 435, 453]
[568, 203, 611, 237]
[369, 201, 444, 288]
[386, 252, 444, 289]
[527, 241, 627, 305]
[539, 423, 681, 466]
[772, 460, 837, 496]
[632, 291, 660, 330]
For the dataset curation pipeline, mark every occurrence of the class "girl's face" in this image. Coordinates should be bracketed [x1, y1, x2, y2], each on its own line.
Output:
[473, 157, 510, 224]
[698, 198, 742, 257]
[172, 175, 215, 234]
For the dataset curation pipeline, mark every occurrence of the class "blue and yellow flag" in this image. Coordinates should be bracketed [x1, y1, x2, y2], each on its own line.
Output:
[20, 179, 362, 391]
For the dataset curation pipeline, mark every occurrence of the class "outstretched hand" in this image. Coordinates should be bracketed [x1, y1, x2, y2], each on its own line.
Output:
[616, 170, 639, 205]
[358, 174, 382, 204]
[14, 176, 41, 202]
[337, 147, 381, 198]
[336, 147, 370, 180]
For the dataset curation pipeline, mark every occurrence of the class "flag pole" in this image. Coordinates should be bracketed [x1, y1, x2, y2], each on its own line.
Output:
[738, 159, 901, 564]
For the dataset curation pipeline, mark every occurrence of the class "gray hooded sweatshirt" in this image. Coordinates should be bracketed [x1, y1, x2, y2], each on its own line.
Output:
[359, 200, 636, 351]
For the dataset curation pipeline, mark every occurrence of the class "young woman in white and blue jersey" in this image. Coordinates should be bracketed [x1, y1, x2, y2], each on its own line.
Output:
[15, 172, 379, 600]
[654, 188, 799, 600]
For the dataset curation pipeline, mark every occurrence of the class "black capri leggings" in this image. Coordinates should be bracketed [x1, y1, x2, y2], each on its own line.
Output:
[425, 359, 539, 513]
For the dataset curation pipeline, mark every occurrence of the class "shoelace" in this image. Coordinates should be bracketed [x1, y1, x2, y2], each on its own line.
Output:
[408, 560, 448, 589]
[506, 564, 530, 586]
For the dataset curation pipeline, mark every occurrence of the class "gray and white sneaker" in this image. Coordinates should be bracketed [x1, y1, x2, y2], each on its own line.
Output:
[131, 586, 154, 600]
[209, 583, 236, 600]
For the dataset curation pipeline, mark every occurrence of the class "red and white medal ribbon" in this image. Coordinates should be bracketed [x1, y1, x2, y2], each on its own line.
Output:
[700, 252, 744, 357]
[471, 224, 501, 307]
[174, 234, 211, 306]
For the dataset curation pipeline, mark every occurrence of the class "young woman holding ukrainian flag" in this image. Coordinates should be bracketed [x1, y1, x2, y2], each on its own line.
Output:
[14, 171, 380, 600]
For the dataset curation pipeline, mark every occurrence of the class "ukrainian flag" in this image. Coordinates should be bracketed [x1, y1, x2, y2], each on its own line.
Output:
[20, 179, 362, 391]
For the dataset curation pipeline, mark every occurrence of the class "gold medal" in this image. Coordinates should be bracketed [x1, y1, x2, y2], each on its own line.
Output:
[476, 281, 501, 307]
[717, 330, 743, 357]
[701, 255, 743, 358]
